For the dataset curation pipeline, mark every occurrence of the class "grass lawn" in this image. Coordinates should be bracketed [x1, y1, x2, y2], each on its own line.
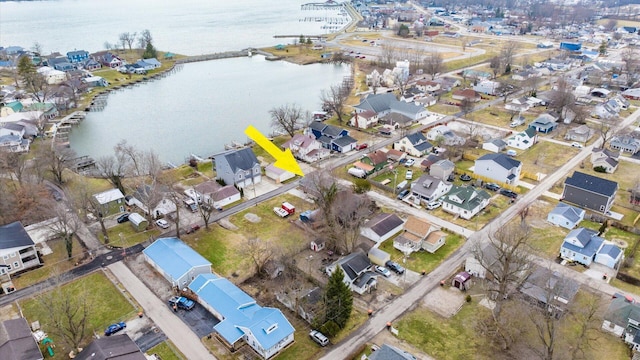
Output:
[183, 226, 245, 279]
[104, 223, 161, 248]
[516, 141, 581, 176]
[12, 236, 85, 289]
[63, 170, 113, 195]
[610, 278, 640, 297]
[429, 103, 460, 115]
[20, 272, 136, 354]
[526, 221, 568, 258]
[444, 52, 496, 72]
[148, 341, 185, 360]
[379, 234, 465, 274]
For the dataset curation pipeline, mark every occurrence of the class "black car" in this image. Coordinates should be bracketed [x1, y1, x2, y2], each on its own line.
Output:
[116, 213, 130, 223]
[460, 174, 472, 181]
[397, 189, 410, 200]
[385, 260, 405, 274]
[500, 189, 518, 199]
[485, 183, 501, 192]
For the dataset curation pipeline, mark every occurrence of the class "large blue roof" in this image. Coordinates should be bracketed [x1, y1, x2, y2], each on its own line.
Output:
[562, 230, 603, 257]
[189, 274, 295, 350]
[598, 244, 622, 259]
[143, 238, 211, 282]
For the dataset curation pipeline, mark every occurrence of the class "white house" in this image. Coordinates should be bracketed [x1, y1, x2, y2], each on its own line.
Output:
[595, 243, 623, 269]
[210, 185, 241, 209]
[547, 203, 585, 229]
[360, 213, 404, 244]
[474, 153, 522, 186]
[410, 174, 452, 204]
[473, 80, 500, 95]
[507, 127, 537, 150]
[559, 228, 603, 267]
[482, 138, 507, 153]
[36, 66, 66, 84]
[393, 132, 433, 157]
[281, 134, 329, 163]
[349, 110, 379, 129]
[426, 125, 465, 145]
[441, 186, 491, 220]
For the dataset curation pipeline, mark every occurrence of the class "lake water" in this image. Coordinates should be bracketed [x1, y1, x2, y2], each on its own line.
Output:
[1, 0, 351, 163]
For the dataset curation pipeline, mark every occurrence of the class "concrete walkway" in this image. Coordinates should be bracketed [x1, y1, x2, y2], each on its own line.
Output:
[108, 262, 216, 360]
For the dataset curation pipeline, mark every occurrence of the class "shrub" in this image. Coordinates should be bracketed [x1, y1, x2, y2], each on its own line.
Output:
[594, 166, 607, 173]
[353, 178, 371, 194]
[466, 295, 472, 303]
[320, 320, 341, 337]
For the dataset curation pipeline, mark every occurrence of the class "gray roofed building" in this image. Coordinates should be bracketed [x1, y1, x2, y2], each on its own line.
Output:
[379, 112, 414, 128]
[354, 93, 427, 120]
[394, 132, 433, 157]
[0, 318, 43, 360]
[360, 213, 404, 243]
[563, 171, 618, 213]
[0, 221, 37, 251]
[602, 294, 640, 338]
[610, 134, 640, 154]
[482, 138, 507, 153]
[75, 334, 145, 360]
[214, 148, 261, 188]
[410, 174, 452, 204]
[326, 250, 377, 294]
[520, 266, 580, 314]
[309, 121, 326, 132]
[332, 135, 357, 152]
[323, 124, 344, 138]
[547, 203, 585, 229]
[430, 159, 455, 180]
[474, 153, 522, 186]
[368, 343, 417, 360]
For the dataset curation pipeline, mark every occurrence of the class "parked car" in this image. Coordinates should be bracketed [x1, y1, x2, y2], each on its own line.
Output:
[405, 170, 413, 180]
[500, 189, 518, 199]
[404, 159, 415, 167]
[184, 224, 201, 234]
[116, 213, 130, 224]
[460, 174, 472, 181]
[375, 265, 391, 277]
[168, 296, 195, 311]
[506, 149, 517, 157]
[309, 330, 329, 347]
[385, 260, 405, 274]
[273, 207, 289, 218]
[104, 322, 126, 336]
[356, 143, 369, 150]
[484, 183, 501, 192]
[426, 200, 442, 210]
[155, 219, 170, 229]
[571, 142, 583, 148]
[397, 189, 410, 200]
[510, 118, 525, 127]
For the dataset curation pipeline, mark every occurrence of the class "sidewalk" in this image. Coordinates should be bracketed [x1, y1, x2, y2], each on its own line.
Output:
[108, 262, 216, 360]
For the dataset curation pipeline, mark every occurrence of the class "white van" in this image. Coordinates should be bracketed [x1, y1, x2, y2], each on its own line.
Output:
[348, 167, 367, 179]
[309, 330, 329, 347]
[396, 180, 408, 190]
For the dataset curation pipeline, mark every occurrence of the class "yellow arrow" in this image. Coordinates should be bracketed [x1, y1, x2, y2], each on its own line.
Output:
[244, 125, 304, 176]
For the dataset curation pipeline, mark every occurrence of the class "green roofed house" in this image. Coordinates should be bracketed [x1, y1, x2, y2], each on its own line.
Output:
[441, 185, 491, 220]
[274, 44, 286, 50]
[0, 101, 23, 117]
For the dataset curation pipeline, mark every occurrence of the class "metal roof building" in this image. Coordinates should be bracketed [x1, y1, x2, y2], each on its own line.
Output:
[143, 237, 211, 288]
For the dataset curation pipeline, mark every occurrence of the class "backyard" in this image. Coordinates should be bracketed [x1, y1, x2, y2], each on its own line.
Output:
[379, 233, 465, 274]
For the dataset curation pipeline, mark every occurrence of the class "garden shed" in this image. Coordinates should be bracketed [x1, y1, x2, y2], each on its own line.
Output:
[128, 213, 148, 232]
[452, 271, 472, 291]
[368, 247, 390, 266]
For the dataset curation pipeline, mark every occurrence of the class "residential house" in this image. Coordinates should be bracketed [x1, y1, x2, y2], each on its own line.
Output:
[326, 250, 377, 294]
[452, 89, 481, 102]
[610, 135, 640, 154]
[307, 122, 356, 153]
[0, 101, 23, 117]
[519, 266, 580, 314]
[99, 52, 123, 68]
[350, 110, 379, 129]
[359, 150, 388, 173]
[209, 185, 241, 209]
[25, 102, 58, 120]
[36, 66, 66, 85]
[429, 159, 455, 180]
[592, 101, 619, 120]
[393, 216, 446, 254]
[414, 95, 437, 107]
[0, 318, 43, 360]
[384, 148, 405, 163]
[622, 88, 640, 100]
[265, 164, 295, 184]
[426, 125, 465, 145]
[282, 134, 329, 163]
[142, 58, 161, 68]
[612, 95, 630, 110]
[393, 132, 433, 157]
[360, 213, 404, 244]
[528, 113, 558, 134]
[379, 112, 415, 129]
[0, 222, 42, 279]
[473, 80, 500, 96]
[507, 127, 538, 150]
[143, 237, 212, 288]
[410, 174, 452, 204]
[416, 79, 441, 93]
[591, 148, 619, 173]
[332, 134, 358, 153]
[129, 184, 176, 219]
[0, 123, 29, 152]
[66, 50, 89, 64]
[462, 69, 491, 81]
[75, 334, 145, 360]
[367, 344, 417, 360]
[565, 124, 594, 143]
[474, 153, 522, 186]
[505, 97, 531, 112]
[135, 59, 157, 71]
[189, 273, 295, 359]
[92, 188, 126, 217]
[595, 244, 624, 269]
[512, 69, 538, 81]
[82, 76, 109, 87]
[441, 185, 491, 220]
[562, 171, 618, 214]
[353, 93, 428, 121]
[559, 227, 604, 266]
[48, 57, 74, 72]
[214, 148, 261, 188]
[419, 153, 443, 172]
[81, 58, 101, 70]
[482, 138, 507, 153]
[601, 294, 640, 339]
[276, 286, 322, 325]
[434, 76, 461, 91]
[400, 87, 423, 103]
[547, 203, 585, 229]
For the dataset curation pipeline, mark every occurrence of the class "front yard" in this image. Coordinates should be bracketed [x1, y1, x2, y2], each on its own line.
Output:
[379, 233, 465, 274]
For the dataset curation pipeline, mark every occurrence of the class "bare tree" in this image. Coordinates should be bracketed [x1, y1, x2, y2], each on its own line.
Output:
[48, 203, 79, 258]
[46, 146, 76, 185]
[31, 42, 43, 56]
[269, 104, 306, 137]
[95, 143, 131, 194]
[392, 72, 410, 97]
[0, 150, 28, 185]
[423, 52, 443, 80]
[568, 292, 601, 360]
[596, 119, 615, 149]
[245, 236, 275, 276]
[37, 275, 91, 352]
[114, 140, 142, 176]
[330, 191, 373, 253]
[320, 84, 350, 124]
[459, 97, 475, 118]
[500, 41, 520, 69]
[138, 29, 153, 48]
[197, 190, 215, 230]
[548, 77, 575, 122]
[490, 56, 502, 79]
[379, 43, 396, 68]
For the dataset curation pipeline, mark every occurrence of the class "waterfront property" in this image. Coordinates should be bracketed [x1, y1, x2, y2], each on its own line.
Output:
[92, 188, 126, 217]
[214, 148, 262, 188]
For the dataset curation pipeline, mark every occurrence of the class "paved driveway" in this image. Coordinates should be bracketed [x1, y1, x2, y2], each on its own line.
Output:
[108, 262, 216, 360]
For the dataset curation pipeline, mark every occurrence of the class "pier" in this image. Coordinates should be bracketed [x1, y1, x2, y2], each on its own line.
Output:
[176, 49, 256, 64]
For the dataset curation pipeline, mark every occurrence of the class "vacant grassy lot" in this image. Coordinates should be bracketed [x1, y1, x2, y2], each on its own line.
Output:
[444, 52, 496, 72]
[472, 107, 537, 129]
[429, 103, 460, 115]
[516, 141, 581, 176]
[20, 272, 136, 355]
[148, 341, 185, 360]
[104, 223, 161, 248]
[379, 233, 465, 274]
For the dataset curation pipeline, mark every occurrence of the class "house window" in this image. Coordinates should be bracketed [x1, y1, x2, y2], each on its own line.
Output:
[0, 269, 4, 275]
[6, 264, 11, 270]
[600, 205, 605, 212]
[13, 262, 19, 268]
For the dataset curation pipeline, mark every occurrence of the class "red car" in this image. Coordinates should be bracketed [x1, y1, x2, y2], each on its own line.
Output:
[356, 143, 368, 150]
[185, 224, 201, 234]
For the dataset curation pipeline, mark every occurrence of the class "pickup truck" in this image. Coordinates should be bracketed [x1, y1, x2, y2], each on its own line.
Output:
[168, 296, 195, 311]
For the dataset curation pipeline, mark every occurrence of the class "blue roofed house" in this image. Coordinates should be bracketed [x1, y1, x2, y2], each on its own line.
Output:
[595, 244, 623, 269]
[547, 203, 585, 229]
[393, 132, 433, 157]
[562, 171, 618, 214]
[306, 122, 356, 153]
[559, 228, 604, 266]
[214, 148, 261, 188]
[66, 50, 89, 64]
[143, 237, 212, 288]
[474, 153, 522, 186]
[529, 113, 557, 134]
[188, 273, 295, 359]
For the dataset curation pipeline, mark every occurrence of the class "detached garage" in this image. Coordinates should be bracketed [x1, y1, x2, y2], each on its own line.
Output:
[265, 164, 295, 184]
[143, 237, 211, 288]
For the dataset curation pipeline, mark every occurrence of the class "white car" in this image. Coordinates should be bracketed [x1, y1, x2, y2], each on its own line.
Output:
[426, 200, 442, 210]
[273, 207, 289, 218]
[375, 265, 391, 277]
[404, 159, 415, 167]
[155, 219, 170, 229]
[405, 170, 413, 180]
[571, 142, 583, 148]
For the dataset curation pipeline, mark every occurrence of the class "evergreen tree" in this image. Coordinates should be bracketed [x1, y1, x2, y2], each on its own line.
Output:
[17, 55, 36, 85]
[143, 42, 158, 59]
[599, 41, 607, 56]
[323, 267, 353, 329]
[397, 24, 410, 37]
